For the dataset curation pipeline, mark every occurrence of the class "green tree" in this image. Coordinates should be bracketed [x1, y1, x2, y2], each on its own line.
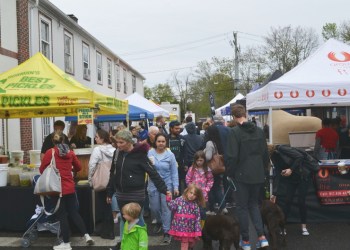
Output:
[263, 25, 319, 73]
[144, 86, 152, 99]
[144, 83, 177, 104]
[322, 23, 339, 41]
[340, 20, 350, 42]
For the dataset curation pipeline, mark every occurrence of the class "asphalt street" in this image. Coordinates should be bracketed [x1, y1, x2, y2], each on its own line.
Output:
[2, 210, 350, 250]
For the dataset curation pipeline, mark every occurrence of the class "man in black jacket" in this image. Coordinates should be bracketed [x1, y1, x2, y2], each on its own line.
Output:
[167, 120, 185, 193]
[225, 104, 269, 250]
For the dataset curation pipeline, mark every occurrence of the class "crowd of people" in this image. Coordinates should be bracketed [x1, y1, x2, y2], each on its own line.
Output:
[39, 105, 350, 250]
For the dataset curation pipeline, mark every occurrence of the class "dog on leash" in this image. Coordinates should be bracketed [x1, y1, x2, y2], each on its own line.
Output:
[260, 199, 286, 250]
[202, 214, 241, 250]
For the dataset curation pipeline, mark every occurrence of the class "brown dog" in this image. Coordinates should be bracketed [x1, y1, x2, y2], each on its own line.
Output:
[202, 214, 241, 250]
[260, 200, 286, 250]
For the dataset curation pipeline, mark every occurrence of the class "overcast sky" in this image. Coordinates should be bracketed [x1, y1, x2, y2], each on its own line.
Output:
[50, 0, 349, 87]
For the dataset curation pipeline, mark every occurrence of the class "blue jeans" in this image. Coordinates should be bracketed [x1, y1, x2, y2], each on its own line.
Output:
[111, 194, 119, 212]
[235, 181, 264, 242]
[148, 189, 171, 233]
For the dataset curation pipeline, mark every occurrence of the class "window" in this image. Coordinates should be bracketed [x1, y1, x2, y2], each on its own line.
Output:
[123, 68, 127, 94]
[107, 59, 112, 88]
[41, 117, 51, 143]
[64, 31, 74, 74]
[115, 64, 121, 92]
[132, 75, 136, 93]
[39, 15, 52, 60]
[96, 51, 102, 84]
[82, 43, 90, 80]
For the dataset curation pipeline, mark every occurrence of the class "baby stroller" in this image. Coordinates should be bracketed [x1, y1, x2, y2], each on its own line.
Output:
[21, 175, 61, 248]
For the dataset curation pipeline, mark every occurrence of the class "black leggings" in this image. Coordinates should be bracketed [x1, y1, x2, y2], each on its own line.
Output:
[283, 178, 310, 224]
[56, 193, 87, 243]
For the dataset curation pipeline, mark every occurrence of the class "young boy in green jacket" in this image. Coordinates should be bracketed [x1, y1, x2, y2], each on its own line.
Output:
[110, 202, 148, 250]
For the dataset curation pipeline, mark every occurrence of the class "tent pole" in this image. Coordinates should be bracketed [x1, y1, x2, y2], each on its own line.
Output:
[269, 106, 273, 144]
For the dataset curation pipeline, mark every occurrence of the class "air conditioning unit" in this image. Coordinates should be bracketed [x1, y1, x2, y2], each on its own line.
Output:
[83, 68, 91, 80]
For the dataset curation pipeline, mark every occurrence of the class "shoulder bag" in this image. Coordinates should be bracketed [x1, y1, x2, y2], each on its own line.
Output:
[207, 142, 225, 175]
[33, 149, 61, 215]
[91, 148, 113, 191]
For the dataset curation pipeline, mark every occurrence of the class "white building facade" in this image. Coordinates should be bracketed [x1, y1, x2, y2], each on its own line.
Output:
[0, 0, 145, 161]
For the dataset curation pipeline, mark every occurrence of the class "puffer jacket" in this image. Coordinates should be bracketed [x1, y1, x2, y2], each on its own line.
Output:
[88, 144, 115, 185]
[40, 146, 81, 195]
[107, 143, 167, 197]
[225, 121, 269, 184]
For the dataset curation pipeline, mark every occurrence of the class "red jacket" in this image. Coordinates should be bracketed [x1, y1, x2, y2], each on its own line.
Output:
[40, 147, 81, 195]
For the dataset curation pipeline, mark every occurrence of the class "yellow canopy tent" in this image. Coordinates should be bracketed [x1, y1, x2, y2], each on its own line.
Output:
[0, 52, 128, 119]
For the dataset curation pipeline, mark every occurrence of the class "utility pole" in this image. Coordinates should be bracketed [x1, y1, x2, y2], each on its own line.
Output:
[233, 32, 239, 96]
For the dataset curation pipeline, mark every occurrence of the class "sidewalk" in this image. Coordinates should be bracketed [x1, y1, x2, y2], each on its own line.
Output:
[0, 235, 166, 248]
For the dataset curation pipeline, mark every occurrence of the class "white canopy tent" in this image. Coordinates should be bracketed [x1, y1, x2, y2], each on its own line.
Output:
[125, 92, 170, 118]
[215, 93, 245, 115]
[247, 38, 350, 143]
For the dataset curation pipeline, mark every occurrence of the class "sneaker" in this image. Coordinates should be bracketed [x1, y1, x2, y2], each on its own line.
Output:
[206, 211, 216, 216]
[240, 240, 251, 250]
[163, 233, 171, 244]
[221, 208, 229, 214]
[84, 234, 95, 245]
[151, 219, 157, 224]
[53, 242, 72, 250]
[153, 223, 162, 234]
[109, 242, 121, 250]
[256, 236, 269, 248]
[302, 228, 310, 236]
[280, 229, 287, 235]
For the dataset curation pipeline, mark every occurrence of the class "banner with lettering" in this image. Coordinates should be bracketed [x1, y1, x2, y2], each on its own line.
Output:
[315, 162, 350, 205]
[77, 108, 93, 125]
[0, 52, 128, 118]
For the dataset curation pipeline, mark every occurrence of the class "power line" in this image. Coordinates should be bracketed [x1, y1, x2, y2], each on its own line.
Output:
[119, 32, 231, 56]
[142, 66, 197, 74]
[126, 38, 228, 61]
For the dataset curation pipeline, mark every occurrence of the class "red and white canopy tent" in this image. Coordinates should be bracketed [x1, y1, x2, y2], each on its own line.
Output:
[247, 39, 350, 143]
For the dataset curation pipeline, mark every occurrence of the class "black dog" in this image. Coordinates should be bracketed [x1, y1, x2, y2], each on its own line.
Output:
[260, 200, 286, 250]
[202, 214, 241, 250]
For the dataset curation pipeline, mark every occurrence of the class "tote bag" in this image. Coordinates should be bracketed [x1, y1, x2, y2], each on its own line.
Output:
[34, 149, 61, 196]
[207, 143, 225, 175]
[91, 149, 113, 191]
[33, 149, 62, 215]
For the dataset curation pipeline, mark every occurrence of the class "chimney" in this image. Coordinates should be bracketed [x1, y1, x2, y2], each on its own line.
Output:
[67, 14, 78, 23]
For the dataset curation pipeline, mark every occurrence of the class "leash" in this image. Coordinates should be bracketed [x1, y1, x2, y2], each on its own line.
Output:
[217, 177, 236, 212]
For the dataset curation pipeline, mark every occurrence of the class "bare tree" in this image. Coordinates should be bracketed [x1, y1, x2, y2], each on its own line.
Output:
[263, 25, 319, 73]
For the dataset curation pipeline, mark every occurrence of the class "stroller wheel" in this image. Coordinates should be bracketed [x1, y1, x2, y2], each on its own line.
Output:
[21, 238, 31, 248]
[29, 231, 38, 241]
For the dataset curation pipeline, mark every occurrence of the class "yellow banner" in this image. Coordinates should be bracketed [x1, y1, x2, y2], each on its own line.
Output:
[0, 52, 128, 118]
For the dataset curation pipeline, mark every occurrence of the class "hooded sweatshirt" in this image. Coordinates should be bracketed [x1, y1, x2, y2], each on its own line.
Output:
[225, 121, 269, 184]
[183, 122, 204, 166]
[88, 144, 115, 185]
[40, 145, 81, 195]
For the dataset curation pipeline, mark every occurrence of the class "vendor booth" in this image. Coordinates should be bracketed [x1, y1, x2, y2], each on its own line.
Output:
[247, 39, 350, 223]
[247, 38, 350, 143]
[0, 52, 128, 119]
[65, 104, 154, 122]
[215, 93, 245, 116]
[125, 92, 170, 118]
[0, 53, 128, 232]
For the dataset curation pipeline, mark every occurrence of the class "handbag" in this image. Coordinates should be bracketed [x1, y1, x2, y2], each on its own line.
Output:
[207, 143, 225, 175]
[33, 149, 62, 215]
[91, 149, 113, 191]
